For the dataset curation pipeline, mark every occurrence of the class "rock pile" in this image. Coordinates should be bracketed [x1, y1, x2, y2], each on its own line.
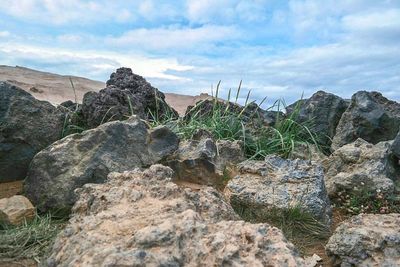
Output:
[24, 116, 179, 212]
[1, 67, 400, 266]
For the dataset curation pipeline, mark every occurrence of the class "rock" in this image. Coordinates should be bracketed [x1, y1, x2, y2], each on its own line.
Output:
[47, 165, 305, 266]
[165, 130, 245, 188]
[326, 213, 400, 267]
[24, 116, 179, 213]
[332, 91, 400, 150]
[0, 81, 65, 182]
[391, 131, 400, 160]
[289, 143, 327, 162]
[224, 155, 332, 225]
[287, 91, 349, 148]
[81, 67, 178, 128]
[215, 139, 246, 170]
[323, 138, 397, 197]
[0, 195, 35, 225]
[184, 99, 282, 127]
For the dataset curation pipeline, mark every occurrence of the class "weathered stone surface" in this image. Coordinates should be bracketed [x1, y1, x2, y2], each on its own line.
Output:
[0, 81, 65, 182]
[47, 165, 305, 267]
[289, 143, 327, 162]
[224, 155, 332, 225]
[391, 131, 400, 160]
[81, 67, 177, 128]
[332, 91, 400, 150]
[165, 130, 245, 188]
[184, 99, 282, 126]
[326, 213, 400, 267]
[24, 116, 179, 212]
[287, 91, 349, 148]
[323, 138, 397, 197]
[0, 195, 35, 225]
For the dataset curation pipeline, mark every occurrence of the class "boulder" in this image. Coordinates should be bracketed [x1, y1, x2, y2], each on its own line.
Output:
[323, 138, 397, 197]
[0, 195, 35, 226]
[391, 131, 400, 160]
[332, 91, 400, 150]
[47, 165, 305, 266]
[286, 91, 349, 148]
[0, 82, 65, 182]
[224, 155, 332, 225]
[24, 116, 179, 212]
[326, 213, 400, 267]
[165, 130, 245, 188]
[184, 99, 282, 127]
[81, 67, 178, 128]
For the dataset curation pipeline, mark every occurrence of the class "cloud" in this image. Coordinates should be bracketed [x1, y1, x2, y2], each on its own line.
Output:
[0, 31, 10, 38]
[0, 0, 399, 105]
[185, 0, 269, 24]
[0, 43, 193, 81]
[105, 25, 240, 51]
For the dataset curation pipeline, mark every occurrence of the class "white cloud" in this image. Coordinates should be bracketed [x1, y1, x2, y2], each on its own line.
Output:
[185, 0, 269, 23]
[0, 43, 193, 81]
[0, 31, 10, 38]
[106, 25, 239, 50]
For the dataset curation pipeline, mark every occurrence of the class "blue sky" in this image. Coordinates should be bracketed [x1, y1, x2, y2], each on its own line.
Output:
[0, 0, 399, 105]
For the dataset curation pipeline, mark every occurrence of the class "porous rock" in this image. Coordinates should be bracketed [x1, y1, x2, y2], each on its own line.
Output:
[326, 213, 400, 267]
[81, 67, 177, 128]
[332, 91, 400, 150]
[323, 138, 397, 197]
[47, 165, 305, 267]
[24, 116, 179, 212]
[224, 155, 332, 225]
[165, 130, 245, 187]
[0, 81, 64, 182]
[0, 195, 35, 226]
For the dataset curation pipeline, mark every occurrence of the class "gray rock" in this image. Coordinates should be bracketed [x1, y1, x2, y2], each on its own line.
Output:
[326, 213, 400, 267]
[47, 165, 306, 266]
[165, 131, 245, 188]
[287, 91, 349, 148]
[184, 99, 282, 127]
[391, 131, 400, 160]
[24, 116, 179, 212]
[323, 138, 397, 197]
[224, 155, 332, 225]
[81, 67, 178, 128]
[0, 82, 65, 182]
[332, 91, 400, 150]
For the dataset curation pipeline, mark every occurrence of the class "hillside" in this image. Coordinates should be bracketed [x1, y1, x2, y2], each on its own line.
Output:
[0, 65, 212, 115]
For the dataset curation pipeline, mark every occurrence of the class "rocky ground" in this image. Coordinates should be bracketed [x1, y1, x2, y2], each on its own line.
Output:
[1, 67, 400, 267]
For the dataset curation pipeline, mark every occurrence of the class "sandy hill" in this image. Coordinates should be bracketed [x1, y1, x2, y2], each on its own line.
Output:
[0, 65, 212, 115]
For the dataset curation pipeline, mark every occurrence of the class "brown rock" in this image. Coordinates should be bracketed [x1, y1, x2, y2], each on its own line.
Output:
[0, 195, 35, 225]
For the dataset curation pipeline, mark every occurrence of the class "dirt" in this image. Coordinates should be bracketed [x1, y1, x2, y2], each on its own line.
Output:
[0, 65, 213, 116]
[301, 208, 350, 267]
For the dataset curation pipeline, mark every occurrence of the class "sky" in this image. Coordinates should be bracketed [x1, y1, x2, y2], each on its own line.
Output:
[0, 0, 399, 105]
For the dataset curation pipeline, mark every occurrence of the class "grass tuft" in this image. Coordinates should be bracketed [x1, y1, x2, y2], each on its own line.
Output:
[234, 204, 331, 253]
[149, 81, 322, 160]
[0, 214, 65, 263]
